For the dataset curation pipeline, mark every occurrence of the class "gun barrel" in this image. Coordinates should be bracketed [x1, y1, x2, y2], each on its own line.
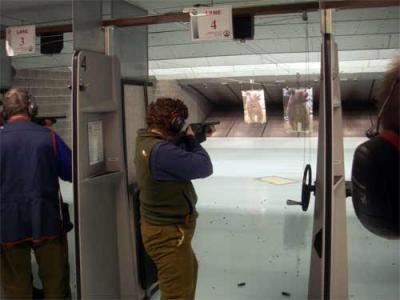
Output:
[190, 121, 220, 126]
[32, 116, 67, 127]
[40, 116, 67, 119]
[205, 121, 220, 126]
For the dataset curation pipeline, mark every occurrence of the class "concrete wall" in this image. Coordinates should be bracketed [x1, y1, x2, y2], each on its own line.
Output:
[123, 84, 147, 183]
[151, 80, 213, 124]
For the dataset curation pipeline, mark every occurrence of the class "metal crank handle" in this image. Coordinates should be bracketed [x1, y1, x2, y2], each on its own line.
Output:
[286, 199, 302, 206]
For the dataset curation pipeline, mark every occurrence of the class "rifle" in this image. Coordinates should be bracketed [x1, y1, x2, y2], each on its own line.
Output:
[32, 116, 67, 127]
[169, 121, 220, 146]
[189, 121, 220, 143]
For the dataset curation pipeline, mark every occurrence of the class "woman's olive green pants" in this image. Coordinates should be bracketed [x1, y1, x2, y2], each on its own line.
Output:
[141, 220, 198, 300]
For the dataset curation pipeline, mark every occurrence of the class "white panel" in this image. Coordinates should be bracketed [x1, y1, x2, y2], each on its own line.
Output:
[333, 6, 400, 21]
[149, 23, 190, 33]
[0, 3, 72, 26]
[334, 20, 399, 35]
[149, 30, 191, 47]
[336, 35, 390, 50]
[389, 33, 400, 48]
[123, 85, 146, 182]
[73, 0, 104, 53]
[110, 0, 148, 80]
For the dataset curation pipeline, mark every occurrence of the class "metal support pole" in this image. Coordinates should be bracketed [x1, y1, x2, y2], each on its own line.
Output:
[308, 7, 348, 300]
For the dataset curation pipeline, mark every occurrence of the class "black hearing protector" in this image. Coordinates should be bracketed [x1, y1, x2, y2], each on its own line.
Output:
[26, 94, 38, 118]
[170, 112, 186, 133]
[351, 134, 399, 239]
[352, 75, 399, 239]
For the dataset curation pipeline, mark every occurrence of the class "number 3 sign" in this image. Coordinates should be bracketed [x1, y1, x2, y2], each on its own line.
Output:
[187, 5, 233, 41]
[5, 25, 36, 56]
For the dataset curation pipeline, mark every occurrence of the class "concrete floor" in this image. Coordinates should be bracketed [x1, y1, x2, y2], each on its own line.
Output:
[39, 136, 399, 300]
[154, 137, 400, 300]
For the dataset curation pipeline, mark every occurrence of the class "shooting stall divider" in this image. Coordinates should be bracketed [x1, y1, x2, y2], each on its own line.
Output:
[71, 1, 147, 299]
[308, 8, 348, 300]
[72, 50, 139, 299]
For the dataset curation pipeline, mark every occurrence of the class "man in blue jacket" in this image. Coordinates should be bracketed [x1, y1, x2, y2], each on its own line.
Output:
[135, 97, 213, 300]
[0, 88, 72, 299]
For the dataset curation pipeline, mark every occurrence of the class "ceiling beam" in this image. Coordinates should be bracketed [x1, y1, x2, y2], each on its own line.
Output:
[320, 0, 399, 10]
[35, 24, 73, 35]
[102, 13, 189, 27]
[1, 0, 398, 39]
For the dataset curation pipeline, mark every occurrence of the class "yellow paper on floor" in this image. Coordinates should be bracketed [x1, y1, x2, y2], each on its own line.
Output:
[258, 176, 296, 185]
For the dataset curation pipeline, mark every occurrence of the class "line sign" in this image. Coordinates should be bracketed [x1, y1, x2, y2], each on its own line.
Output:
[6, 25, 36, 56]
[187, 6, 233, 41]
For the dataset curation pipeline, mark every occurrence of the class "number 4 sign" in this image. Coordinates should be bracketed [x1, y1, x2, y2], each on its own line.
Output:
[187, 6, 233, 41]
[5, 25, 36, 56]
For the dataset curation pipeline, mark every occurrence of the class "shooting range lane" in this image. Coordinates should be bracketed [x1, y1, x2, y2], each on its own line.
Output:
[147, 137, 399, 300]
[206, 110, 374, 138]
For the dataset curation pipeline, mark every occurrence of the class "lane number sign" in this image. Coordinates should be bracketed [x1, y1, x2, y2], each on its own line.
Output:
[187, 6, 233, 41]
[5, 25, 36, 56]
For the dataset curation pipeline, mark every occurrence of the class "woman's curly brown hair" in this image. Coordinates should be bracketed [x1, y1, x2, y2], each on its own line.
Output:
[377, 56, 400, 104]
[146, 97, 188, 130]
[377, 56, 400, 132]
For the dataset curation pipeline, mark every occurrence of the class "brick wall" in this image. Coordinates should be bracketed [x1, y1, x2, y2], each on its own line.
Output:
[12, 69, 72, 146]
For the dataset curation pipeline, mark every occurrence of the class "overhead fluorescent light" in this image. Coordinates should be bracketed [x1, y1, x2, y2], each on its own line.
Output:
[149, 59, 391, 79]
